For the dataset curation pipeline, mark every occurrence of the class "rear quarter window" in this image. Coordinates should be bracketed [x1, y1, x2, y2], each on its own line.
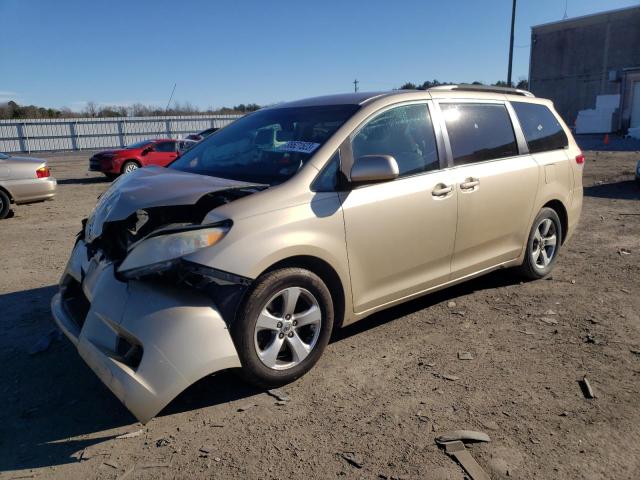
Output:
[511, 102, 568, 153]
[441, 103, 518, 166]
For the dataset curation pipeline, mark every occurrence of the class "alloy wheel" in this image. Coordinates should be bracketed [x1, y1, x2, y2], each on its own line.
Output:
[531, 218, 557, 268]
[253, 286, 322, 370]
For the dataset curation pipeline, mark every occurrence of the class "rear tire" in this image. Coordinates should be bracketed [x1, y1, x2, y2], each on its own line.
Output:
[0, 190, 11, 219]
[232, 268, 334, 388]
[518, 207, 562, 279]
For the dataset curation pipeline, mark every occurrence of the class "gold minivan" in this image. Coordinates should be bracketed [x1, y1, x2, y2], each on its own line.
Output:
[52, 85, 583, 422]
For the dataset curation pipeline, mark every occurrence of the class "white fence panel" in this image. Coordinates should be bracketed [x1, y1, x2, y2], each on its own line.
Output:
[0, 114, 241, 153]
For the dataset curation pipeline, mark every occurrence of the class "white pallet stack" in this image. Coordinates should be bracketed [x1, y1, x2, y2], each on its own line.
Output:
[575, 94, 620, 134]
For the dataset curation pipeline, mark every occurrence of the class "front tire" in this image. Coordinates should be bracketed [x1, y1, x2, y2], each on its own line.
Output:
[0, 190, 11, 219]
[232, 268, 334, 388]
[121, 161, 139, 175]
[518, 207, 562, 279]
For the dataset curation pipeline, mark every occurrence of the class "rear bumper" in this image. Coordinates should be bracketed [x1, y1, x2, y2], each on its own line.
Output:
[51, 240, 241, 423]
[7, 177, 57, 204]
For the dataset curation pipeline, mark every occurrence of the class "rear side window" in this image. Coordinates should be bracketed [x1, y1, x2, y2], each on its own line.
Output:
[155, 141, 176, 152]
[442, 103, 518, 165]
[511, 102, 568, 153]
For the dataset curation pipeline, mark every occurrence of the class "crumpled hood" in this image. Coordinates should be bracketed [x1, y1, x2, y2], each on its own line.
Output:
[85, 166, 261, 242]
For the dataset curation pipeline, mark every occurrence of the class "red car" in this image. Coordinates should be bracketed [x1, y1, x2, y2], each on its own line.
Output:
[89, 139, 196, 178]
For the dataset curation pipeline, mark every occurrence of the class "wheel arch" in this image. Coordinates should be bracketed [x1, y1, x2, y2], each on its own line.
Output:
[542, 199, 568, 245]
[259, 255, 346, 330]
[0, 185, 14, 203]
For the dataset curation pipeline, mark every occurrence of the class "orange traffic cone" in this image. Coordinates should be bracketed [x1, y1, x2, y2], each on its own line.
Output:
[603, 133, 610, 145]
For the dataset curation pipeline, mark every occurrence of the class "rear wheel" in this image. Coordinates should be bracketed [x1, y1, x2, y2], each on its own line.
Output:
[232, 268, 334, 388]
[518, 207, 562, 279]
[0, 190, 11, 219]
[121, 161, 139, 174]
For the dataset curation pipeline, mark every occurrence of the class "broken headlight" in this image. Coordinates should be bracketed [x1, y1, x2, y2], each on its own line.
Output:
[117, 225, 229, 279]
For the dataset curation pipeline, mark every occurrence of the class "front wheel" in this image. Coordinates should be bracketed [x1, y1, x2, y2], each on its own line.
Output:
[232, 268, 334, 388]
[121, 161, 139, 174]
[0, 190, 10, 219]
[518, 207, 562, 279]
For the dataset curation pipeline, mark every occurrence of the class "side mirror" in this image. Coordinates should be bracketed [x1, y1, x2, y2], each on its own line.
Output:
[350, 155, 399, 185]
[141, 146, 153, 156]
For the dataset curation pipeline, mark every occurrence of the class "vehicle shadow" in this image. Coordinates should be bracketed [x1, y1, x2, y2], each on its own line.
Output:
[57, 176, 112, 185]
[0, 285, 251, 472]
[584, 180, 640, 200]
[333, 268, 522, 342]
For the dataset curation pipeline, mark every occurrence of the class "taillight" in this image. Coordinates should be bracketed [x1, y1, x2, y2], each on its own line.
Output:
[575, 153, 585, 165]
[36, 166, 50, 178]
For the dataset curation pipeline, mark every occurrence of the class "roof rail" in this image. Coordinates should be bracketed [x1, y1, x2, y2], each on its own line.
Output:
[428, 84, 535, 97]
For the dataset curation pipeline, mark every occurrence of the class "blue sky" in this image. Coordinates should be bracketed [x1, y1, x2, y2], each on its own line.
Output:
[1, 0, 638, 110]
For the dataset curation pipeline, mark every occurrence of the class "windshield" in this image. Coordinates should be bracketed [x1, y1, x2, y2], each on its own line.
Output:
[0, 153, 9, 159]
[126, 140, 154, 149]
[170, 104, 359, 185]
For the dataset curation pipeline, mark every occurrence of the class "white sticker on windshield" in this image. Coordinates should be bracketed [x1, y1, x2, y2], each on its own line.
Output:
[277, 141, 321, 154]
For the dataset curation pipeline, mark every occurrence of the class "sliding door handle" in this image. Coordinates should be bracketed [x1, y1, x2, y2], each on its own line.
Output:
[460, 177, 480, 190]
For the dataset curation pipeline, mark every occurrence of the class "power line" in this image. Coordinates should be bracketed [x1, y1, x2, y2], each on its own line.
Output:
[165, 83, 177, 112]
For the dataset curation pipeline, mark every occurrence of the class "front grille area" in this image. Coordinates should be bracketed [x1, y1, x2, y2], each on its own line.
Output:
[61, 278, 90, 330]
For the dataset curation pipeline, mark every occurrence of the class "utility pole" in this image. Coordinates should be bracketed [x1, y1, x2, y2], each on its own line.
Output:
[353, 79, 359, 92]
[507, 0, 516, 87]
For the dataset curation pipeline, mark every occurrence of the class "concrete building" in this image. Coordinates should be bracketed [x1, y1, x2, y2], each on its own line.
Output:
[529, 5, 640, 132]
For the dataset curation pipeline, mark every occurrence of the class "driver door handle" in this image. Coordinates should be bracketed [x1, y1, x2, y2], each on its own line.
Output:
[432, 183, 453, 197]
[460, 177, 480, 190]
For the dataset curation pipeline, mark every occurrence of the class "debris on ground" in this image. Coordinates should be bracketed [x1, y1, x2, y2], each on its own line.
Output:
[540, 317, 559, 325]
[155, 438, 170, 447]
[584, 334, 604, 345]
[479, 419, 500, 431]
[618, 248, 631, 256]
[579, 376, 597, 399]
[457, 352, 473, 360]
[544, 309, 557, 316]
[441, 374, 460, 381]
[236, 404, 255, 412]
[199, 446, 214, 456]
[339, 452, 364, 469]
[116, 429, 144, 439]
[103, 460, 120, 469]
[435, 430, 491, 444]
[631, 349, 640, 356]
[517, 329, 536, 336]
[435, 430, 491, 480]
[447, 301, 457, 309]
[266, 389, 290, 402]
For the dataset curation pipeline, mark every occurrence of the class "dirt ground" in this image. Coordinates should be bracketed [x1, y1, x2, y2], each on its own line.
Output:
[1, 149, 639, 480]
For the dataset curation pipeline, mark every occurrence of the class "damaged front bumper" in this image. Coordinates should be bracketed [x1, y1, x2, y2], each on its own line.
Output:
[51, 239, 242, 423]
